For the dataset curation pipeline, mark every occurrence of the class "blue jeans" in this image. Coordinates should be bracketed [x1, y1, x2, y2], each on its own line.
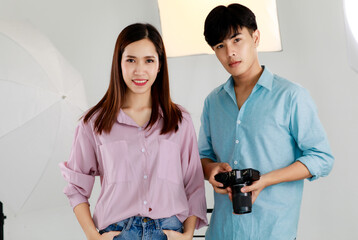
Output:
[99, 216, 183, 240]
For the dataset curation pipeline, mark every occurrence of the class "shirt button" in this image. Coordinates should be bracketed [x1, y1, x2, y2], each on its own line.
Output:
[141, 148, 145, 153]
[237, 120, 241, 125]
[144, 175, 148, 179]
[234, 161, 238, 165]
[235, 140, 239, 144]
[144, 201, 147, 205]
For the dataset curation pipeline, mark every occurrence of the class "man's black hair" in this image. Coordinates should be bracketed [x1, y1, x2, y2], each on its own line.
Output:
[204, 3, 258, 47]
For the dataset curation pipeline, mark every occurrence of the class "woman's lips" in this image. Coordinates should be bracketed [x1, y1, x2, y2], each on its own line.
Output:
[132, 79, 148, 86]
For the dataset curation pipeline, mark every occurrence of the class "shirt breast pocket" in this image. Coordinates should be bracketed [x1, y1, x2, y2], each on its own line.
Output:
[157, 139, 182, 184]
[99, 140, 129, 184]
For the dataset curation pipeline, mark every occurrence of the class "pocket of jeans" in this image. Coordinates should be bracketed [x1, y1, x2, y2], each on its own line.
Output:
[99, 140, 129, 183]
[157, 139, 182, 184]
[99, 223, 123, 234]
[99, 229, 124, 239]
[99, 218, 130, 235]
[160, 216, 183, 232]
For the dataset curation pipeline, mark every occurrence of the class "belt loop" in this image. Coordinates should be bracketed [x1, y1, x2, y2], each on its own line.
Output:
[125, 217, 134, 231]
[154, 219, 161, 230]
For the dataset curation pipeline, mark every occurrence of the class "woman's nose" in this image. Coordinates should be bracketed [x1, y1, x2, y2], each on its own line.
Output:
[134, 63, 145, 75]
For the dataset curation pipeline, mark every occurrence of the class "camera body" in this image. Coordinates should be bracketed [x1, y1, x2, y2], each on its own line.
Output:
[215, 168, 260, 214]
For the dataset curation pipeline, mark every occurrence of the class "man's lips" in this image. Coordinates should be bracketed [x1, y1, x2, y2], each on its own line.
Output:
[132, 79, 148, 86]
[229, 61, 241, 67]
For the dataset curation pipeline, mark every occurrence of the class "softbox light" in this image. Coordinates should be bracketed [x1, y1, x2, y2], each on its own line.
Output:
[158, 0, 282, 57]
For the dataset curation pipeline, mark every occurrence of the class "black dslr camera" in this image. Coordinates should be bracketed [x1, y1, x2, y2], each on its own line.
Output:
[215, 168, 260, 214]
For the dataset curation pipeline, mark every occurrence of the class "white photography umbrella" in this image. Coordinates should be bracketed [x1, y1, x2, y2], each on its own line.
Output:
[0, 20, 87, 214]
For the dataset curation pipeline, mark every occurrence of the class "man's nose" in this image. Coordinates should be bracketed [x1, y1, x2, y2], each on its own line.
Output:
[227, 46, 236, 57]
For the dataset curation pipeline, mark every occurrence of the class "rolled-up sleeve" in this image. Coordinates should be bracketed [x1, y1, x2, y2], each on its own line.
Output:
[289, 88, 334, 181]
[180, 115, 208, 229]
[59, 120, 99, 209]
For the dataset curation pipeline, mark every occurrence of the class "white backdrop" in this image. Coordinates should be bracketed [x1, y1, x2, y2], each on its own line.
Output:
[1, 0, 357, 239]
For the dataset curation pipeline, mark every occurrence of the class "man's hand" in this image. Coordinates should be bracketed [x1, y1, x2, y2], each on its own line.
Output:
[227, 174, 267, 205]
[202, 160, 232, 195]
[241, 176, 267, 204]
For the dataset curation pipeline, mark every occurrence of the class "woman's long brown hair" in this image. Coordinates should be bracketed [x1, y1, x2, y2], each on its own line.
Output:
[83, 23, 182, 135]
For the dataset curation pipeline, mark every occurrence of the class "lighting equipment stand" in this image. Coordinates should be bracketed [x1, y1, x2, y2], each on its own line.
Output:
[0, 201, 5, 240]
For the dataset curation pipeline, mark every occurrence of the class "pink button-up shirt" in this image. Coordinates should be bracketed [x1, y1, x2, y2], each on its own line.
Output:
[59, 109, 208, 230]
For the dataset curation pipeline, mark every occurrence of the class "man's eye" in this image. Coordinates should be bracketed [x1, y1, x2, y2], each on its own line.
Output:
[216, 44, 224, 49]
[234, 38, 241, 43]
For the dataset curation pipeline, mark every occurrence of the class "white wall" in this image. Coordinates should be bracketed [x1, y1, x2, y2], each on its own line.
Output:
[1, 0, 357, 239]
[269, 1, 358, 239]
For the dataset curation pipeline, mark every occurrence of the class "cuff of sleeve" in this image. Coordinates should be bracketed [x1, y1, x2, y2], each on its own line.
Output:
[59, 162, 95, 196]
[68, 192, 89, 210]
[296, 157, 320, 181]
[187, 189, 208, 229]
[297, 151, 334, 182]
[199, 154, 217, 162]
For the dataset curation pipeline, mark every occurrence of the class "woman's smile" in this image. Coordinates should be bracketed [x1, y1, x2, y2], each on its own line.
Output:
[132, 79, 148, 86]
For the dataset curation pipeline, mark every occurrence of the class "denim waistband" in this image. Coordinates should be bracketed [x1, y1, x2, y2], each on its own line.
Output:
[125, 216, 161, 230]
[100, 215, 182, 234]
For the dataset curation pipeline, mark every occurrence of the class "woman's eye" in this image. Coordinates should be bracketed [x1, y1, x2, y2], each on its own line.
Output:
[146, 59, 154, 63]
[126, 59, 135, 63]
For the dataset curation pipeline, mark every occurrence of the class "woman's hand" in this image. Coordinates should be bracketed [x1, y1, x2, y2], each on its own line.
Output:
[162, 230, 191, 240]
[96, 231, 121, 240]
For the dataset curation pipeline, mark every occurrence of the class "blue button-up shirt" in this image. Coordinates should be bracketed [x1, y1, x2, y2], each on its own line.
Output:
[198, 67, 334, 240]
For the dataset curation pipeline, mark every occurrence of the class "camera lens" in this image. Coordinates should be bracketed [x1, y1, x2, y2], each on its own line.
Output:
[232, 183, 252, 214]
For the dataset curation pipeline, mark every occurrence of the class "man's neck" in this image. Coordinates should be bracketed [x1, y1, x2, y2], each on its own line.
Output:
[232, 64, 263, 109]
[233, 64, 263, 90]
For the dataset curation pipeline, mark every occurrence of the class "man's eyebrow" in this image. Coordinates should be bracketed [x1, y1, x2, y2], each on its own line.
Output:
[230, 32, 242, 39]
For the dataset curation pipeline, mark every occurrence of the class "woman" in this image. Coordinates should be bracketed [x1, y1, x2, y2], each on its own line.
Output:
[59, 23, 207, 240]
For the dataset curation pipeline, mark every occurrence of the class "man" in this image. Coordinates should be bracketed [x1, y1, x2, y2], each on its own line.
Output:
[198, 4, 334, 240]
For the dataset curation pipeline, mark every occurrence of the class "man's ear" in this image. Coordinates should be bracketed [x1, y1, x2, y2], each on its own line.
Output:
[252, 29, 260, 47]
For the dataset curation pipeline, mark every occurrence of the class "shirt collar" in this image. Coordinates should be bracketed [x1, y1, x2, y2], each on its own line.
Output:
[116, 107, 163, 126]
[223, 76, 236, 103]
[256, 66, 273, 91]
[116, 109, 135, 126]
[221, 66, 273, 96]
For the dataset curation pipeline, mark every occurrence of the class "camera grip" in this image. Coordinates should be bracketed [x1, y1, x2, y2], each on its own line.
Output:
[214, 172, 231, 189]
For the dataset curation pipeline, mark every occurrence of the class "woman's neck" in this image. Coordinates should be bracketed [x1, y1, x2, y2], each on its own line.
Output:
[121, 91, 152, 127]
[122, 91, 152, 110]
